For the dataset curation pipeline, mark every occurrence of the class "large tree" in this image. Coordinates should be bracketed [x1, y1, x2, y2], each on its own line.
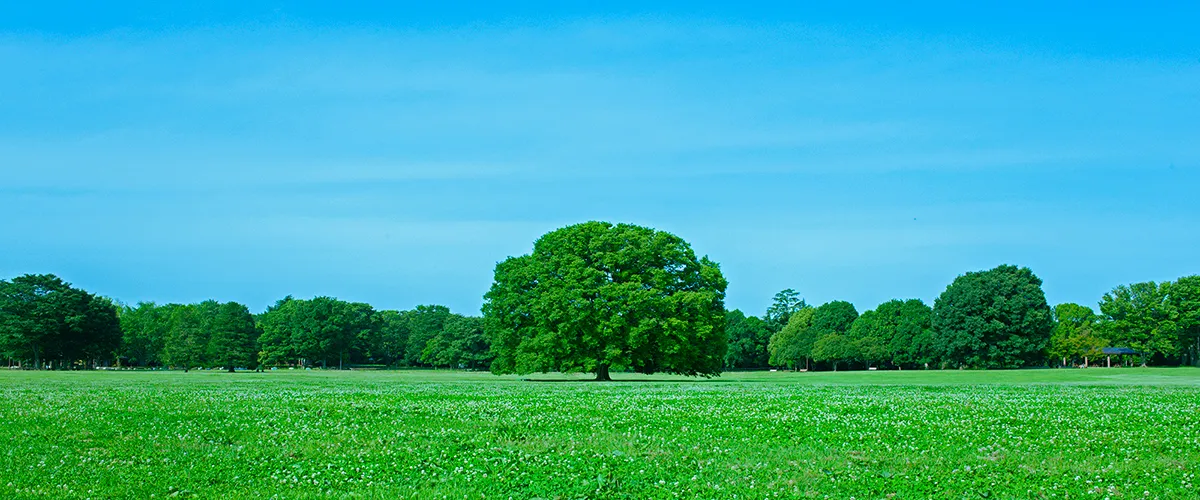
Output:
[484, 221, 728, 380]
[932, 265, 1053, 368]
[0, 274, 120, 369]
[1098, 281, 1177, 364]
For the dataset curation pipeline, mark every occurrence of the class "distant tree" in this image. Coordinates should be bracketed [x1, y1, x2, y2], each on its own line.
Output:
[257, 297, 298, 366]
[932, 265, 1053, 369]
[1047, 303, 1105, 367]
[164, 304, 207, 372]
[207, 302, 259, 372]
[805, 301, 859, 370]
[79, 295, 122, 366]
[357, 305, 410, 364]
[724, 310, 772, 369]
[768, 307, 815, 370]
[0, 274, 120, 369]
[404, 305, 452, 366]
[847, 299, 935, 370]
[1169, 276, 1200, 366]
[119, 302, 170, 367]
[1098, 282, 1177, 365]
[255, 296, 375, 369]
[810, 301, 859, 337]
[811, 333, 858, 371]
[846, 310, 889, 369]
[422, 315, 492, 369]
[881, 299, 936, 369]
[484, 221, 728, 380]
[765, 289, 806, 333]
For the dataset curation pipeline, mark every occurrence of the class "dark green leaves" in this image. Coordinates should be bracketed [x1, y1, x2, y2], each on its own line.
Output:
[483, 221, 728, 378]
[932, 265, 1053, 369]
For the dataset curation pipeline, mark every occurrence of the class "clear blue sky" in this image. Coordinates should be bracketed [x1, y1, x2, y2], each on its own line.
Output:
[2, 2, 1198, 316]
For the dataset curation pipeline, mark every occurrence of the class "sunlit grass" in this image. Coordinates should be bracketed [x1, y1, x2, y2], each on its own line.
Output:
[2, 368, 1198, 498]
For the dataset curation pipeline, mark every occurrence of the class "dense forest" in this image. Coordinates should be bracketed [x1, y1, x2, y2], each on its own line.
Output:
[1, 265, 1197, 371]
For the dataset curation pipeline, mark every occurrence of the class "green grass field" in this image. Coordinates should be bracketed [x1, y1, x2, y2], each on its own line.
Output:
[2, 369, 1198, 499]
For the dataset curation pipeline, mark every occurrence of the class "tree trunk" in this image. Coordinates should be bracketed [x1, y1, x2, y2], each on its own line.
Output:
[595, 364, 611, 381]
[227, 364, 235, 373]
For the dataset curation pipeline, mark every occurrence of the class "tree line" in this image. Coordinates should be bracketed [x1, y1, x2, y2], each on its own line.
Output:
[2, 221, 1198, 374]
[725, 266, 1200, 370]
[0, 275, 492, 371]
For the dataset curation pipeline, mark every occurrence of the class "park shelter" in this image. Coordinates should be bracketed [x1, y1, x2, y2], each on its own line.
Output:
[1102, 347, 1143, 367]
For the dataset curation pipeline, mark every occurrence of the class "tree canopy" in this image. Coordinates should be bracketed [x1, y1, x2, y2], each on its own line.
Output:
[483, 221, 728, 380]
[764, 289, 806, 333]
[1046, 303, 1104, 366]
[0, 274, 121, 369]
[724, 310, 771, 369]
[932, 265, 1053, 369]
[767, 307, 815, 370]
[1098, 282, 1176, 364]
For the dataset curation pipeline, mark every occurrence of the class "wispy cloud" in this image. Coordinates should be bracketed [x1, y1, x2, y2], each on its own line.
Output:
[2, 18, 1198, 313]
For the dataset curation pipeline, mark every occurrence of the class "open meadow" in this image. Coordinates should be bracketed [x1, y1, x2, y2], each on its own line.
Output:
[2, 369, 1199, 499]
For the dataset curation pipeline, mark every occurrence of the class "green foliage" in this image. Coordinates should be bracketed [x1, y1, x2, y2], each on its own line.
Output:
[363, 309, 409, 365]
[841, 299, 935, 369]
[119, 302, 170, 367]
[810, 333, 858, 371]
[810, 300, 859, 337]
[404, 305, 452, 366]
[484, 221, 728, 379]
[1098, 281, 1176, 363]
[1046, 303, 1105, 366]
[1169, 276, 1200, 365]
[880, 299, 936, 368]
[254, 297, 487, 370]
[207, 302, 260, 372]
[767, 307, 815, 369]
[163, 304, 208, 371]
[932, 265, 1053, 368]
[256, 297, 376, 368]
[0, 274, 121, 369]
[764, 288, 805, 333]
[421, 315, 493, 369]
[846, 310, 888, 367]
[723, 310, 771, 368]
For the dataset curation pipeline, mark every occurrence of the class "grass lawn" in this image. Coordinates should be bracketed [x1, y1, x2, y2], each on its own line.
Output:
[2, 368, 1198, 499]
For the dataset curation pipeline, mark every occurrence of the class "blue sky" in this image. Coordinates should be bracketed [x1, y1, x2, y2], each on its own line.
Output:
[2, 2, 1198, 316]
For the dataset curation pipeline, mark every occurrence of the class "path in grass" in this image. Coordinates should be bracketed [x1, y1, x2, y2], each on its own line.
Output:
[2, 369, 1198, 499]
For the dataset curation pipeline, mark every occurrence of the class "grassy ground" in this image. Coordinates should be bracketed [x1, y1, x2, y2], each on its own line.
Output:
[1, 368, 1198, 499]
